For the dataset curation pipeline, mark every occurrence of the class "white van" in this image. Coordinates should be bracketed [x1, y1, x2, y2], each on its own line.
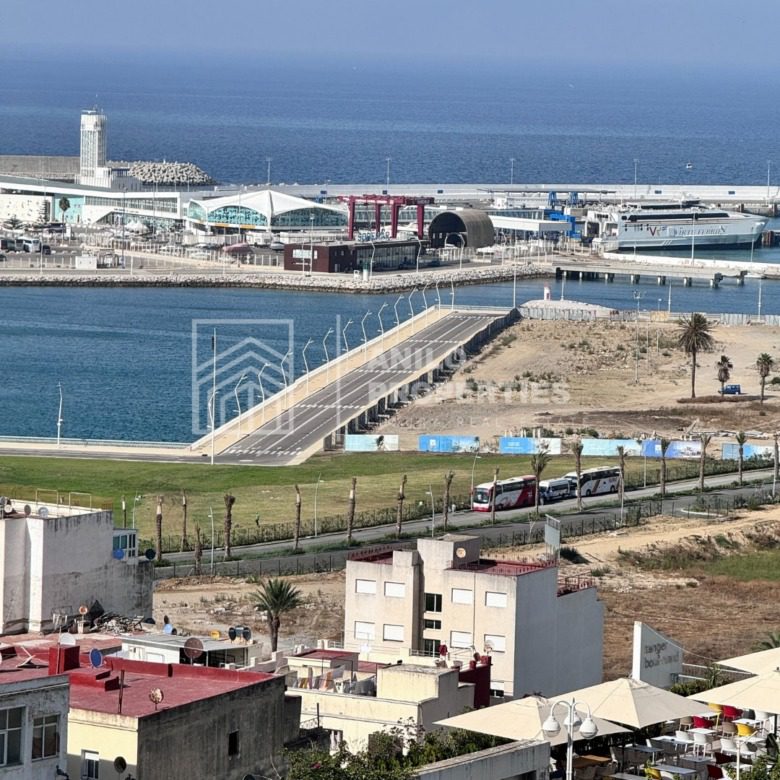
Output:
[539, 478, 573, 504]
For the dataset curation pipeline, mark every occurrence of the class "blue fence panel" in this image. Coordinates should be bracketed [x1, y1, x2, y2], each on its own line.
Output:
[498, 437, 561, 455]
[581, 438, 642, 457]
[418, 435, 480, 453]
[721, 443, 773, 460]
[345, 434, 399, 452]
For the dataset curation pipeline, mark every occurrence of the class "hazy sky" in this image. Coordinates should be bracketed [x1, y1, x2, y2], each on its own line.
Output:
[3, 0, 778, 71]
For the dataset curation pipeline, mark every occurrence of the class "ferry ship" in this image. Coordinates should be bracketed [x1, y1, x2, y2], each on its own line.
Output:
[586, 201, 767, 251]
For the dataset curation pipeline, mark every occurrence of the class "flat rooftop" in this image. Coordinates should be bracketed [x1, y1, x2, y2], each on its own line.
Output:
[122, 632, 260, 654]
[1, 497, 102, 521]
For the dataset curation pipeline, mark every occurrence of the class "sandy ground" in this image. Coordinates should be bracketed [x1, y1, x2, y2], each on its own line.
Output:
[155, 506, 780, 680]
[376, 318, 780, 448]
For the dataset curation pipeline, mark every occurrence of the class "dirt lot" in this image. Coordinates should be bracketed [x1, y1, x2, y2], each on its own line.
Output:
[155, 506, 780, 680]
[377, 318, 780, 447]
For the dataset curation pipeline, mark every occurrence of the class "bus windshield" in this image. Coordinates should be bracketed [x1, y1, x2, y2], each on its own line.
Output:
[473, 487, 491, 505]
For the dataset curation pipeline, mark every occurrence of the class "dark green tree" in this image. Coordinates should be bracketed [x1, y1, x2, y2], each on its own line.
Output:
[677, 313, 715, 399]
[253, 578, 304, 653]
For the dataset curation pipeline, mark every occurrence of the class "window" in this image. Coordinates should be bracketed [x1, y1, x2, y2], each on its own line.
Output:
[82, 751, 99, 779]
[451, 588, 473, 605]
[0, 707, 23, 766]
[228, 730, 240, 757]
[423, 619, 441, 630]
[490, 681, 506, 698]
[484, 634, 506, 653]
[384, 581, 405, 598]
[424, 593, 442, 613]
[450, 630, 473, 649]
[485, 591, 508, 608]
[383, 624, 404, 642]
[422, 638, 440, 656]
[354, 621, 375, 641]
[355, 579, 377, 595]
[32, 714, 59, 760]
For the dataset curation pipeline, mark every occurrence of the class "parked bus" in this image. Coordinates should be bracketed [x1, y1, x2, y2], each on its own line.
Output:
[472, 475, 536, 512]
[538, 478, 574, 504]
[563, 466, 621, 497]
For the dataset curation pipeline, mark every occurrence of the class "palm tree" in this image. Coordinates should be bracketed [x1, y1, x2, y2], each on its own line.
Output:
[223, 493, 236, 558]
[699, 434, 712, 492]
[180, 490, 188, 552]
[677, 313, 715, 399]
[572, 438, 584, 511]
[617, 446, 626, 508]
[253, 578, 304, 652]
[442, 471, 454, 530]
[716, 355, 733, 399]
[194, 523, 203, 576]
[293, 484, 302, 552]
[346, 477, 357, 544]
[58, 196, 70, 223]
[775, 433, 779, 490]
[659, 437, 670, 496]
[395, 475, 407, 539]
[155, 495, 164, 562]
[530, 446, 550, 516]
[735, 431, 747, 486]
[756, 353, 775, 404]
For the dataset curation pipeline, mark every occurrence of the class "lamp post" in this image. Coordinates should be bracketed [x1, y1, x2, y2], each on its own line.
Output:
[633, 291, 642, 384]
[266, 157, 272, 187]
[302, 339, 313, 392]
[132, 494, 142, 529]
[450, 279, 455, 310]
[234, 372, 247, 439]
[313, 473, 324, 537]
[361, 311, 371, 355]
[56, 382, 63, 447]
[542, 699, 599, 780]
[322, 328, 333, 381]
[258, 363, 268, 423]
[690, 207, 697, 261]
[408, 288, 417, 331]
[426, 485, 435, 537]
[207, 387, 216, 466]
[393, 295, 403, 326]
[385, 157, 391, 189]
[342, 319, 353, 352]
[414, 236, 422, 273]
[308, 214, 315, 276]
[280, 349, 291, 389]
[470, 454, 482, 497]
[377, 303, 388, 347]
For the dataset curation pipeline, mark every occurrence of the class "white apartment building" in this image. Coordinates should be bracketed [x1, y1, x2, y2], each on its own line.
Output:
[343, 534, 603, 698]
[0, 497, 153, 634]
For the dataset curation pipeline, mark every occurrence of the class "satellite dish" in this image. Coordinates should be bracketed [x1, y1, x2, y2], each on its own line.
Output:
[183, 637, 204, 660]
[228, 627, 237, 641]
[143, 617, 156, 625]
[112, 548, 125, 560]
[242, 627, 252, 642]
[455, 547, 466, 558]
[113, 757, 127, 773]
[78, 605, 88, 616]
[38, 507, 49, 519]
[209, 630, 220, 640]
[23, 505, 31, 517]
[59, 633, 76, 647]
[149, 688, 164, 710]
[89, 648, 103, 668]
[144, 548, 155, 561]
[163, 623, 174, 635]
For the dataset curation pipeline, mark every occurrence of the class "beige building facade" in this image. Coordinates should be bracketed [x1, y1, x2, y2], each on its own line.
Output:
[343, 535, 603, 698]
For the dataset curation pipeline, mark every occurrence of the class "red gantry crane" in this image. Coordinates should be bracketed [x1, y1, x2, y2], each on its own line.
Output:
[339, 194, 435, 241]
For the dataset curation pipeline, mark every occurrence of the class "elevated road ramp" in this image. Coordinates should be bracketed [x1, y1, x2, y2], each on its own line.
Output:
[191, 306, 517, 466]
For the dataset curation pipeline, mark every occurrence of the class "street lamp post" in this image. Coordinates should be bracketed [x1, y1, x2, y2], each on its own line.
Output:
[342, 319, 353, 352]
[510, 157, 515, 185]
[308, 214, 315, 276]
[234, 372, 247, 439]
[408, 288, 417, 331]
[313, 473, 324, 537]
[542, 700, 599, 780]
[393, 295, 403, 326]
[280, 349, 291, 389]
[470, 454, 482, 496]
[414, 236, 422, 273]
[385, 157, 391, 189]
[377, 303, 388, 347]
[633, 159, 639, 200]
[426, 485, 435, 537]
[258, 363, 268, 423]
[302, 339, 313, 392]
[56, 382, 63, 447]
[360, 311, 371, 355]
[633, 291, 642, 384]
[323, 328, 333, 381]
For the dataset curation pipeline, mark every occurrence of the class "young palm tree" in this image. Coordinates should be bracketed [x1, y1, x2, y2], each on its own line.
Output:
[180, 490, 188, 553]
[677, 314, 715, 399]
[442, 471, 454, 530]
[756, 353, 775, 404]
[735, 431, 747, 486]
[223, 493, 236, 558]
[530, 445, 550, 517]
[395, 474, 407, 539]
[293, 484, 302, 552]
[659, 437, 670, 496]
[716, 355, 733, 399]
[572, 438, 584, 511]
[617, 446, 626, 508]
[699, 434, 712, 492]
[253, 578, 304, 652]
[346, 477, 357, 543]
[155, 495, 164, 562]
[58, 196, 70, 223]
[754, 631, 780, 651]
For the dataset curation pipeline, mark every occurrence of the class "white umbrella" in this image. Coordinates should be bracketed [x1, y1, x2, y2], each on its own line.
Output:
[559, 677, 706, 729]
[435, 695, 628, 745]
[718, 648, 780, 677]
[689, 668, 780, 714]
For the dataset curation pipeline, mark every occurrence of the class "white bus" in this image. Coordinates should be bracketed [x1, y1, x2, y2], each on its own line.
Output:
[472, 475, 536, 512]
[563, 466, 621, 497]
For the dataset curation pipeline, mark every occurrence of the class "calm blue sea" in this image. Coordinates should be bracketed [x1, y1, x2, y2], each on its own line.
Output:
[2, 59, 780, 440]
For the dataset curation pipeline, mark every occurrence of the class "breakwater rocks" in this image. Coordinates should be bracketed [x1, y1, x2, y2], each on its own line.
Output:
[111, 160, 214, 186]
[0, 264, 550, 293]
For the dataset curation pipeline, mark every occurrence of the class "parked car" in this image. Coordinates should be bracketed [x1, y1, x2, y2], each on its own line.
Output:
[719, 384, 742, 395]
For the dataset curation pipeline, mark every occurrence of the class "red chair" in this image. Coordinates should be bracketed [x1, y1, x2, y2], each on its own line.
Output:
[707, 765, 723, 779]
[722, 705, 743, 721]
[693, 715, 714, 729]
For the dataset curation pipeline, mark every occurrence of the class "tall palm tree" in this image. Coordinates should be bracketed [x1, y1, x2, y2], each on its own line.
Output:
[677, 314, 715, 399]
[716, 355, 733, 399]
[395, 474, 407, 539]
[223, 493, 236, 558]
[253, 578, 304, 652]
[530, 445, 550, 517]
[572, 438, 584, 511]
[346, 477, 357, 543]
[180, 490, 188, 553]
[58, 196, 70, 223]
[442, 471, 454, 530]
[194, 522, 203, 576]
[699, 434, 712, 492]
[155, 495, 164, 562]
[659, 437, 670, 496]
[735, 431, 747, 486]
[756, 353, 775, 404]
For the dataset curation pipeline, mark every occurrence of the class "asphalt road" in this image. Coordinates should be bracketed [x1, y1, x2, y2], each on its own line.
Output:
[220, 310, 505, 465]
